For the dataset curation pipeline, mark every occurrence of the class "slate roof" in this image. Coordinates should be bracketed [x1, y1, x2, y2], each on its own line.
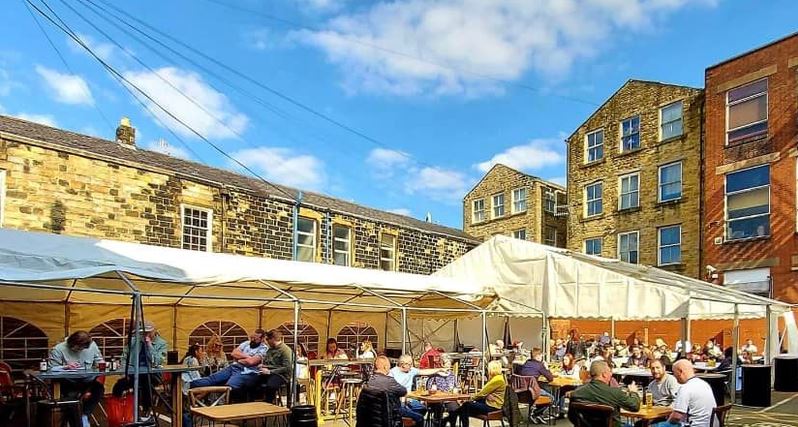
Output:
[0, 115, 477, 242]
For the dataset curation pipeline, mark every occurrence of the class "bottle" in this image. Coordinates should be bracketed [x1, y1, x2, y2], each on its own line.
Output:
[39, 358, 48, 372]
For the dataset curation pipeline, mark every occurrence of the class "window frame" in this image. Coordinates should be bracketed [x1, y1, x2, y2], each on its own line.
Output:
[544, 226, 557, 246]
[617, 231, 640, 264]
[658, 161, 683, 203]
[512, 229, 526, 241]
[659, 101, 684, 141]
[472, 198, 486, 223]
[512, 188, 527, 214]
[332, 223, 352, 267]
[725, 78, 768, 145]
[620, 115, 641, 152]
[296, 216, 318, 262]
[0, 169, 5, 227]
[492, 193, 505, 219]
[585, 129, 604, 163]
[585, 181, 603, 217]
[379, 232, 397, 271]
[657, 225, 682, 266]
[180, 204, 213, 252]
[584, 237, 602, 256]
[724, 164, 771, 241]
[618, 172, 640, 210]
[544, 190, 556, 214]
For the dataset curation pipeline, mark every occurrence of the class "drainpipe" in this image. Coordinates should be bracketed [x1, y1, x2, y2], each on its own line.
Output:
[292, 192, 304, 260]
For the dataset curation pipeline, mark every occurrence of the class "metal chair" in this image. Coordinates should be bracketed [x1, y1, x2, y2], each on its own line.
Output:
[567, 401, 613, 427]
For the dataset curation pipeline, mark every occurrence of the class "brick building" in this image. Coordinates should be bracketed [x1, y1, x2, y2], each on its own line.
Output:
[0, 115, 478, 274]
[463, 164, 566, 246]
[565, 80, 704, 279]
[703, 33, 798, 303]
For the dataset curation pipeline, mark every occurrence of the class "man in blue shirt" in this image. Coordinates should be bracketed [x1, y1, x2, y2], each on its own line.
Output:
[190, 329, 268, 399]
[389, 354, 443, 427]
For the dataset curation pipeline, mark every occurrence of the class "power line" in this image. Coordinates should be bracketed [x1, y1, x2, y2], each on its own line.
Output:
[27, 0, 299, 202]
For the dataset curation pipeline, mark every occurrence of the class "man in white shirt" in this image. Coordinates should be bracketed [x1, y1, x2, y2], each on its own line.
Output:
[741, 339, 758, 355]
[667, 360, 716, 427]
[646, 359, 679, 407]
[190, 329, 268, 399]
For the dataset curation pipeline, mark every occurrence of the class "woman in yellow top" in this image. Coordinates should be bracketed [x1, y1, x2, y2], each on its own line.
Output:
[453, 360, 506, 427]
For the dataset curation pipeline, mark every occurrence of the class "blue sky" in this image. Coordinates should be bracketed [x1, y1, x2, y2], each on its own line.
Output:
[1, 0, 796, 228]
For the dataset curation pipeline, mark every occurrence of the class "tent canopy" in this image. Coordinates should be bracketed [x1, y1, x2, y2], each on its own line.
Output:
[434, 235, 791, 320]
[0, 228, 509, 315]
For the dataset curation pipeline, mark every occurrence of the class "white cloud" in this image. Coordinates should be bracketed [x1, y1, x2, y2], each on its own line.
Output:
[386, 208, 412, 217]
[68, 33, 117, 62]
[366, 147, 411, 178]
[0, 68, 21, 96]
[296, 0, 347, 12]
[547, 176, 567, 187]
[35, 65, 94, 106]
[405, 166, 469, 201]
[475, 138, 564, 173]
[144, 139, 192, 160]
[232, 146, 325, 190]
[12, 113, 58, 127]
[123, 67, 249, 140]
[296, 0, 714, 95]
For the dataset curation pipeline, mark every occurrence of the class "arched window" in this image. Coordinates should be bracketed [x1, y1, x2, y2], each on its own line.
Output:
[0, 316, 49, 373]
[90, 318, 133, 359]
[336, 322, 378, 353]
[188, 321, 248, 356]
[277, 322, 319, 354]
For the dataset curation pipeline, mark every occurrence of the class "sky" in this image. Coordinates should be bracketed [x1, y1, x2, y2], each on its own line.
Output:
[1, 0, 796, 229]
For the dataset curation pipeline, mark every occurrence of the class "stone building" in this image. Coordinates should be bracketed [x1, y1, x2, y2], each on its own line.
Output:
[0, 115, 478, 275]
[565, 80, 704, 279]
[463, 164, 566, 246]
[703, 33, 798, 303]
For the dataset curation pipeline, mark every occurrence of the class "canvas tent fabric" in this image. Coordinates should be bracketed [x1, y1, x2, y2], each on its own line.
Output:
[434, 235, 791, 320]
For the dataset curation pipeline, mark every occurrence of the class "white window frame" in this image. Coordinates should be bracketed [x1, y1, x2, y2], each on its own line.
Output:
[544, 190, 556, 214]
[620, 115, 641, 152]
[585, 181, 603, 217]
[726, 78, 768, 145]
[332, 224, 352, 267]
[180, 204, 213, 252]
[379, 233, 397, 271]
[472, 199, 486, 223]
[512, 188, 527, 214]
[658, 161, 683, 202]
[492, 193, 505, 219]
[617, 231, 639, 264]
[584, 238, 602, 256]
[618, 172, 640, 210]
[724, 164, 770, 241]
[544, 226, 557, 246]
[0, 169, 6, 227]
[659, 101, 683, 141]
[585, 129, 604, 163]
[512, 229, 526, 241]
[296, 216, 317, 262]
[657, 225, 682, 266]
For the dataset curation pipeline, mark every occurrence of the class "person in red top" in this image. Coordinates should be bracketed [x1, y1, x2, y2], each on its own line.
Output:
[418, 342, 442, 369]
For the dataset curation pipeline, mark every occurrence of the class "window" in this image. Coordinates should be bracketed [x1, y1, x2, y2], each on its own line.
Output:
[660, 101, 683, 140]
[512, 188, 527, 213]
[296, 217, 317, 262]
[659, 162, 682, 202]
[332, 224, 351, 266]
[336, 322, 378, 354]
[584, 238, 602, 256]
[586, 130, 604, 163]
[658, 225, 681, 266]
[277, 322, 320, 354]
[492, 193, 505, 218]
[727, 79, 768, 144]
[512, 229, 526, 240]
[181, 205, 212, 252]
[0, 316, 48, 373]
[379, 233, 396, 271]
[621, 116, 640, 151]
[619, 173, 640, 210]
[725, 165, 770, 240]
[0, 169, 5, 226]
[472, 199, 486, 223]
[188, 320, 249, 360]
[544, 226, 557, 246]
[618, 231, 639, 264]
[585, 182, 603, 217]
[544, 191, 556, 213]
[724, 268, 771, 297]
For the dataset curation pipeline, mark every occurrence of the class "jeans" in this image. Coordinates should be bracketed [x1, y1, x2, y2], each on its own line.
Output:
[189, 364, 260, 391]
[400, 399, 427, 427]
[260, 374, 287, 404]
[456, 399, 495, 427]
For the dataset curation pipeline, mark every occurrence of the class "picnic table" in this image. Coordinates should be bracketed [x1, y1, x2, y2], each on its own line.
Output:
[621, 405, 672, 427]
[191, 401, 290, 425]
[407, 390, 471, 427]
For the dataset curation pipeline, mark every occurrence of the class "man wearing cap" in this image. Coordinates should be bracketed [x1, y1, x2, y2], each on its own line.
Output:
[190, 329, 268, 399]
[112, 320, 170, 416]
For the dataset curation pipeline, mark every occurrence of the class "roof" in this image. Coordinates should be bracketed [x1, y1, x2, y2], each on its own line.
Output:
[707, 31, 798, 70]
[0, 115, 477, 242]
[463, 163, 565, 200]
[565, 79, 703, 142]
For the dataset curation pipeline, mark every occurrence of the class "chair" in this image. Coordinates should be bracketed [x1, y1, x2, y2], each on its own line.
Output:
[712, 404, 732, 427]
[472, 386, 522, 427]
[188, 386, 233, 427]
[0, 369, 26, 426]
[81, 375, 107, 426]
[511, 374, 549, 424]
[355, 387, 402, 427]
[566, 401, 613, 427]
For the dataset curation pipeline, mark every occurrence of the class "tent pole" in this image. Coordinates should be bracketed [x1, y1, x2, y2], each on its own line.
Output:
[731, 304, 739, 404]
[610, 317, 615, 342]
[765, 305, 773, 365]
[542, 316, 550, 362]
[291, 301, 300, 407]
[63, 303, 69, 339]
[481, 311, 488, 379]
[680, 316, 688, 359]
[132, 291, 141, 423]
[401, 308, 407, 354]
[172, 305, 178, 352]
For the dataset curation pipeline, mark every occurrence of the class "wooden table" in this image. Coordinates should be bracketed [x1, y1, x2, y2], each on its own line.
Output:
[541, 376, 583, 424]
[621, 405, 672, 427]
[407, 391, 471, 427]
[191, 401, 290, 425]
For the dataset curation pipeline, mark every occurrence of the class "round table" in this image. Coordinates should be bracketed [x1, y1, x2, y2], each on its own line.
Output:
[741, 364, 771, 407]
[696, 373, 726, 406]
[773, 355, 798, 392]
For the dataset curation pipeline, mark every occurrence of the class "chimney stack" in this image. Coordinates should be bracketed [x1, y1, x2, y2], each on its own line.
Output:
[115, 117, 136, 148]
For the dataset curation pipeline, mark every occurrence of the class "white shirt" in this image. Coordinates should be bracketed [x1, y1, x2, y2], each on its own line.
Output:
[672, 376, 716, 427]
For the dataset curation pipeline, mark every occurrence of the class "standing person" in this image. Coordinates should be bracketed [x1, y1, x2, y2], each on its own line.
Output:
[112, 320, 169, 418]
[569, 361, 640, 427]
[258, 329, 294, 404]
[566, 330, 586, 360]
[418, 341, 441, 368]
[203, 334, 229, 369]
[388, 354, 444, 426]
[190, 329, 268, 399]
[453, 360, 506, 427]
[324, 338, 348, 360]
[646, 359, 679, 407]
[667, 360, 717, 427]
[48, 331, 105, 427]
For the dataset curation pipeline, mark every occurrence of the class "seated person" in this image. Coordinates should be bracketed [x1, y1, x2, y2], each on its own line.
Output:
[646, 359, 679, 407]
[203, 334, 229, 369]
[190, 329, 267, 399]
[258, 329, 293, 404]
[425, 355, 458, 426]
[560, 353, 581, 378]
[516, 348, 558, 419]
[626, 346, 648, 368]
[453, 360, 506, 426]
[569, 360, 640, 427]
[180, 343, 205, 394]
[295, 343, 310, 381]
[389, 354, 444, 427]
[113, 320, 168, 417]
[361, 356, 407, 425]
[717, 347, 735, 370]
[358, 340, 376, 360]
[418, 341, 441, 368]
[667, 360, 717, 427]
[49, 331, 105, 427]
[324, 338, 348, 360]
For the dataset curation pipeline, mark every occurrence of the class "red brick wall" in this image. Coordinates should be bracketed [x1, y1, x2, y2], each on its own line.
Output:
[703, 34, 798, 304]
